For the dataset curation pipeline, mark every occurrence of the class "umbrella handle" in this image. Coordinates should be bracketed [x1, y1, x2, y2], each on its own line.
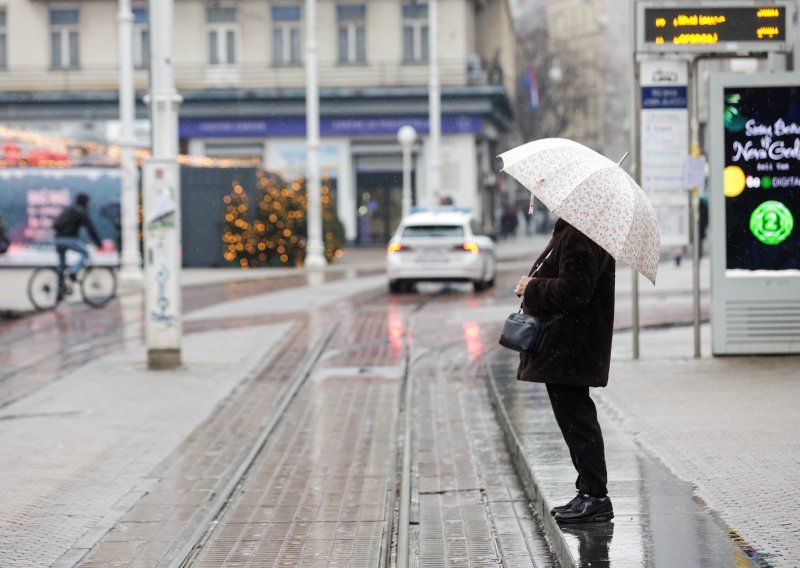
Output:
[617, 152, 629, 167]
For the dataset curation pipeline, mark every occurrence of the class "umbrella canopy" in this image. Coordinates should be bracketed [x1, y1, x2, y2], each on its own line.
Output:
[499, 138, 660, 284]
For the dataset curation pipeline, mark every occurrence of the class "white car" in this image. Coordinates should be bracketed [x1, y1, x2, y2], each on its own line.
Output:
[386, 209, 497, 293]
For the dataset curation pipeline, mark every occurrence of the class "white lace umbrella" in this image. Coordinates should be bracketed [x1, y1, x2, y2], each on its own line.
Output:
[499, 138, 660, 284]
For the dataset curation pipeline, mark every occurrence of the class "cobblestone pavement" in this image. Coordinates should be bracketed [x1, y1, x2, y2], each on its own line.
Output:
[41, 263, 558, 567]
[1, 240, 720, 567]
[601, 325, 800, 568]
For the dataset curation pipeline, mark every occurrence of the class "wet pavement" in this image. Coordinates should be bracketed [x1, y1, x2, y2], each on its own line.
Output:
[488, 351, 755, 568]
[4, 236, 795, 567]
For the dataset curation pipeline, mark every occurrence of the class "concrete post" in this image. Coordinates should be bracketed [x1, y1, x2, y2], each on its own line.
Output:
[144, 0, 183, 369]
[428, 0, 441, 206]
[304, 0, 326, 268]
[117, 0, 142, 284]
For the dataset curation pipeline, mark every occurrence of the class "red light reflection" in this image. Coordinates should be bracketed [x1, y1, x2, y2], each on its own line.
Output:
[462, 321, 483, 361]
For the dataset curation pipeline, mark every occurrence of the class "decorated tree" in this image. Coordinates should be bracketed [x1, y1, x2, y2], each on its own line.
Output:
[221, 169, 345, 268]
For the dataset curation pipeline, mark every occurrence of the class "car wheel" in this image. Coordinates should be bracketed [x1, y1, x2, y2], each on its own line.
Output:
[472, 280, 488, 292]
[389, 280, 402, 293]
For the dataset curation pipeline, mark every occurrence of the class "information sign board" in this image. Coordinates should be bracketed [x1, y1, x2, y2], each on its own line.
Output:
[640, 59, 690, 247]
[636, 1, 793, 54]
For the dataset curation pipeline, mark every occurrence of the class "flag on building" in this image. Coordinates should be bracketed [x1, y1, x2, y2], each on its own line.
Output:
[522, 67, 539, 111]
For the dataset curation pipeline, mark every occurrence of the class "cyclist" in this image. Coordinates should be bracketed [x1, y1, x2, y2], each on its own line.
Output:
[52, 192, 103, 299]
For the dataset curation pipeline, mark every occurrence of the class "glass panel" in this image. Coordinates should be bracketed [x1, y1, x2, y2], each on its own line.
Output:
[402, 3, 427, 19]
[207, 7, 236, 23]
[69, 30, 79, 66]
[226, 30, 236, 64]
[402, 26, 413, 61]
[132, 8, 147, 25]
[337, 4, 365, 21]
[140, 29, 150, 67]
[272, 6, 301, 22]
[0, 10, 6, 27]
[337, 26, 348, 63]
[355, 26, 365, 62]
[50, 9, 79, 25]
[272, 27, 283, 63]
[290, 28, 301, 64]
[421, 25, 429, 60]
[0, 33, 6, 69]
[209, 29, 218, 64]
[402, 225, 464, 238]
[51, 31, 61, 68]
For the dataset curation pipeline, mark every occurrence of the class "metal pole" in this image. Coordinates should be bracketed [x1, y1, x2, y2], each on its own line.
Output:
[630, 0, 640, 359]
[117, 0, 142, 284]
[304, 0, 326, 268]
[144, 0, 182, 369]
[428, 0, 441, 206]
[689, 57, 702, 358]
[398, 125, 417, 218]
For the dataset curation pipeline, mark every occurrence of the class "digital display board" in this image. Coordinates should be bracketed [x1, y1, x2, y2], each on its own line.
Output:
[638, 2, 791, 53]
[722, 85, 800, 271]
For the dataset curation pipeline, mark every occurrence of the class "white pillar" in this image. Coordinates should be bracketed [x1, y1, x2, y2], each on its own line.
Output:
[144, 0, 183, 369]
[428, 0, 441, 206]
[117, 0, 142, 284]
[398, 125, 417, 218]
[304, 0, 326, 268]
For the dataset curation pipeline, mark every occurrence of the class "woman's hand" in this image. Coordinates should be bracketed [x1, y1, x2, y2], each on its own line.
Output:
[515, 276, 533, 297]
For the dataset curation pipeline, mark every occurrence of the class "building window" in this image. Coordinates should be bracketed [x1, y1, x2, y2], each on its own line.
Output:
[50, 9, 80, 69]
[207, 7, 237, 65]
[272, 5, 302, 66]
[402, 2, 428, 63]
[0, 9, 7, 70]
[337, 4, 365, 64]
[132, 8, 149, 69]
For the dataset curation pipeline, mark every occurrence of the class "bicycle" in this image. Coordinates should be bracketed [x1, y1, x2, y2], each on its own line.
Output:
[27, 263, 118, 311]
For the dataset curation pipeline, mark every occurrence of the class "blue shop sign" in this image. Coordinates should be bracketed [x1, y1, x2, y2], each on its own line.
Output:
[641, 86, 688, 109]
[180, 115, 483, 138]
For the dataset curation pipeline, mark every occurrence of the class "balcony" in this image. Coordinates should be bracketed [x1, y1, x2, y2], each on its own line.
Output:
[0, 57, 496, 94]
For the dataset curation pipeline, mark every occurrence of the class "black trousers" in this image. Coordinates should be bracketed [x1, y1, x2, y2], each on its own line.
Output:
[546, 383, 608, 497]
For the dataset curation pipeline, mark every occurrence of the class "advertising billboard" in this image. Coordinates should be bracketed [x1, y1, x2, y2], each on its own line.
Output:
[0, 168, 121, 266]
[709, 73, 800, 355]
[722, 85, 800, 273]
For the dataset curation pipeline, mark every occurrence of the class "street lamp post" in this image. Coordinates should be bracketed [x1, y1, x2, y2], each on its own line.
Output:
[428, 0, 441, 207]
[304, 0, 326, 268]
[117, 0, 142, 284]
[397, 126, 417, 218]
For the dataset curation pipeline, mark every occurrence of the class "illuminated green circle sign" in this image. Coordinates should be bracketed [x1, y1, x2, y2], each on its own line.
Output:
[749, 200, 794, 245]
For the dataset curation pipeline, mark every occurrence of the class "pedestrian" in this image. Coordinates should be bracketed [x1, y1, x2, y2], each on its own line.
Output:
[52, 192, 103, 298]
[514, 217, 615, 524]
[500, 206, 518, 239]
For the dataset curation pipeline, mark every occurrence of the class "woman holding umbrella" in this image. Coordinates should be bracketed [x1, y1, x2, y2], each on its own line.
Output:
[501, 138, 660, 524]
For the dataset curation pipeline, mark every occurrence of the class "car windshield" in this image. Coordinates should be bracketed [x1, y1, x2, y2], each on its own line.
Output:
[402, 225, 464, 238]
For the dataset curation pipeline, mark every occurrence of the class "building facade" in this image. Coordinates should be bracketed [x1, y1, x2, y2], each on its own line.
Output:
[0, 0, 516, 244]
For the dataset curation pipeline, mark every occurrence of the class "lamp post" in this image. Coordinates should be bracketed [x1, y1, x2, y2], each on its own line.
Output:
[117, 0, 142, 284]
[397, 125, 417, 218]
[304, 0, 326, 268]
[427, 0, 441, 207]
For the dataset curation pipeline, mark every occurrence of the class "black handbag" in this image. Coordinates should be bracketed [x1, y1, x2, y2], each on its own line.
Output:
[499, 249, 557, 357]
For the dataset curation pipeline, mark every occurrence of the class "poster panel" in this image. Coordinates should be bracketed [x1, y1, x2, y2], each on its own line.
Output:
[0, 168, 121, 267]
[722, 85, 800, 273]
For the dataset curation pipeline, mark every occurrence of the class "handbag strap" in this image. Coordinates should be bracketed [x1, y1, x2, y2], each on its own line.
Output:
[518, 247, 612, 312]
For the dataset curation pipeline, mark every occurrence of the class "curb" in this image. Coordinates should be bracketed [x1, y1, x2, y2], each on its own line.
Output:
[485, 355, 579, 568]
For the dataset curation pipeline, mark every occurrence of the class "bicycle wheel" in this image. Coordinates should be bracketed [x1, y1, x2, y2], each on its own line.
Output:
[80, 267, 118, 308]
[27, 267, 61, 311]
